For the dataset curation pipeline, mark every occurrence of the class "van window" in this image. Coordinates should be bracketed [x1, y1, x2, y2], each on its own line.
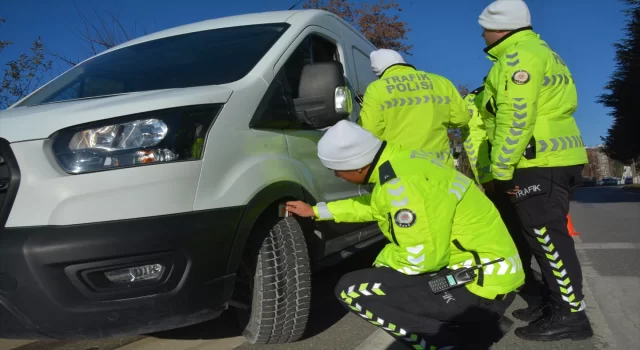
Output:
[250, 34, 341, 128]
[283, 34, 340, 100]
[16, 23, 290, 107]
[352, 47, 376, 95]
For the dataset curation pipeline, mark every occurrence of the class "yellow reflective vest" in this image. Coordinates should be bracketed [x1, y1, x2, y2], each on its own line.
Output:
[358, 65, 470, 168]
[312, 142, 525, 300]
[462, 86, 493, 184]
[481, 29, 588, 181]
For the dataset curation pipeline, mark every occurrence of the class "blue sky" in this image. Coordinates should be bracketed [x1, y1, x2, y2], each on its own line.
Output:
[1, 0, 630, 146]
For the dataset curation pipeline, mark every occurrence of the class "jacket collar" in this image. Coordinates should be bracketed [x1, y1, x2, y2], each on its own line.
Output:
[380, 64, 416, 79]
[363, 142, 396, 184]
[483, 27, 536, 61]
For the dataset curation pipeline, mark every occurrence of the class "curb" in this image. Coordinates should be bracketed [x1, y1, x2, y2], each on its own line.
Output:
[622, 186, 640, 193]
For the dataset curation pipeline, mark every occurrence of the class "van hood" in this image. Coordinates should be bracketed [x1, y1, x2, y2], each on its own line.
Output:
[0, 86, 233, 143]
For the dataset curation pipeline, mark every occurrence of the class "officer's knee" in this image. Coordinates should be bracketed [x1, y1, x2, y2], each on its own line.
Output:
[334, 268, 386, 301]
[334, 272, 357, 301]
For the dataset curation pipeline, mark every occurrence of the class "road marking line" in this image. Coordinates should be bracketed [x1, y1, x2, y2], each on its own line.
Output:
[575, 242, 639, 250]
[573, 235, 618, 349]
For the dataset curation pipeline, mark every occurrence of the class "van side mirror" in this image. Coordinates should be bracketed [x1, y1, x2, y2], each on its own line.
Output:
[293, 61, 352, 129]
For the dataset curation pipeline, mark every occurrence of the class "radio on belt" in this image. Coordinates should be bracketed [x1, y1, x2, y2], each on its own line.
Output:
[428, 257, 505, 294]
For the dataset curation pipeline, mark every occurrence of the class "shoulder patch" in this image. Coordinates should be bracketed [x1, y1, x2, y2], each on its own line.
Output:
[378, 161, 397, 185]
[511, 70, 530, 85]
[394, 209, 416, 228]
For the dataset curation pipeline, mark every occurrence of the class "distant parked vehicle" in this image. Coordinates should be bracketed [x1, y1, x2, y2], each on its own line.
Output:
[624, 177, 633, 185]
[601, 177, 619, 186]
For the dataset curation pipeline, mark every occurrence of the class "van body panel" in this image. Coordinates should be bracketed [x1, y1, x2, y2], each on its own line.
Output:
[0, 86, 233, 143]
[0, 9, 385, 339]
[5, 140, 202, 227]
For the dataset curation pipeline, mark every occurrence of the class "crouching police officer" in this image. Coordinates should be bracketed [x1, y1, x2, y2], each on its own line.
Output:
[357, 49, 470, 168]
[286, 120, 525, 349]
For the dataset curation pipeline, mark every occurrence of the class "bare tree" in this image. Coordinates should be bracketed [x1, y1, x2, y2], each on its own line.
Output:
[50, 8, 145, 67]
[0, 17, 12, 54]
[457, 84, 470, 97]
[303, 0, 413, 55]
[1, 17, 53, 109]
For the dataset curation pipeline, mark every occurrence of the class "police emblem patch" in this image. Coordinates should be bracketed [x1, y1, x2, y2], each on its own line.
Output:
[512, 70, 530, 85]
[394, 209, 416, 228]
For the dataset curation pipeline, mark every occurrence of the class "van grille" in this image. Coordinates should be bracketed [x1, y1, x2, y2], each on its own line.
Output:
[0, 138, 20, 229]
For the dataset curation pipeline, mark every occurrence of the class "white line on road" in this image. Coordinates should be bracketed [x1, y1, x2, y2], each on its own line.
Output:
[573, 235, 618, 349]
[575, 242, 639, 250]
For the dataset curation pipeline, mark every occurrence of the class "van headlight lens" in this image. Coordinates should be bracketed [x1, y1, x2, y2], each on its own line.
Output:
[51, 104, 221, 174]
[68, 119, 169, 152]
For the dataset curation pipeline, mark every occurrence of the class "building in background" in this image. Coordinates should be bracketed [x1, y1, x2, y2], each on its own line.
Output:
[582, 145, 628, 180]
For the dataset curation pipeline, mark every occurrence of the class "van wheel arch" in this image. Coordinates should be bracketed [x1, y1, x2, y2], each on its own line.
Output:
[226, 181, 318, 275]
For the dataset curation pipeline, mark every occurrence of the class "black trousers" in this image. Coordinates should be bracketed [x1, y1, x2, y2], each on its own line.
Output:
[501, 165, 586, 312]
[334, 267, 516, 349]
[486, 190, 535, 283]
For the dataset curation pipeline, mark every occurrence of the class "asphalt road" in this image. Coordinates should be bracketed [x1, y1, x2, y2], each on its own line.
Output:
[2, 186, 638, 350]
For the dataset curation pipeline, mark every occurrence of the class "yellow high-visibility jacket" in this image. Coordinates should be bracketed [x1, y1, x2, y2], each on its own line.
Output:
[481, 29, 588, 181]
[358, 65, 470, 167]
[313, 142, 525, 300]
[462, 86, 493, 184]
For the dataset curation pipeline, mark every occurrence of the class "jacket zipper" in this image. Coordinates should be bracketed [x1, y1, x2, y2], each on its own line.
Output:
[387, 213, 399, 245]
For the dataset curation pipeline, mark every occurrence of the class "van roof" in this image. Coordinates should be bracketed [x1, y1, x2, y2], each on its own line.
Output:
[95, 9, 337, 55]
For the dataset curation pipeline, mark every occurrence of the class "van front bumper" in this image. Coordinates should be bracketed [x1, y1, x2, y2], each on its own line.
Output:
[0, 206, 244, 340]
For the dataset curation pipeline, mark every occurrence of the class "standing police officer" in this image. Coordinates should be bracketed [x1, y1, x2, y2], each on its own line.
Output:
[358, 49, 469, 168]
[463, 83, 543, 300]
[476, 0, 593, 341]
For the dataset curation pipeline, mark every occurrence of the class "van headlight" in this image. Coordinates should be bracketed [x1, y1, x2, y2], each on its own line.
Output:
[51, 104, 221, 174]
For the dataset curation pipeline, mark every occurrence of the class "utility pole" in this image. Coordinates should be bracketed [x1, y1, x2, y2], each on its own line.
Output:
[633, 158, 638, 184]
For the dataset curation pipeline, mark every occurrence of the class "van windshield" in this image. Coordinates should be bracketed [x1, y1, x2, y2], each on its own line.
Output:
[16, 23, 290, 107]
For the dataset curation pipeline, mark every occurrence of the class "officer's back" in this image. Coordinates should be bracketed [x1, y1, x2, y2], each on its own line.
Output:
[358, 49, 469, 167]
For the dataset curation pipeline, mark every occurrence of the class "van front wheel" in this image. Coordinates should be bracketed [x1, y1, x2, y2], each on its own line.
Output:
[234, 216, 312, 344]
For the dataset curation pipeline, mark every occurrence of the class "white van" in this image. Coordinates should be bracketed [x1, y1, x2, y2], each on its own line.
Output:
[0, 9, 385, 344]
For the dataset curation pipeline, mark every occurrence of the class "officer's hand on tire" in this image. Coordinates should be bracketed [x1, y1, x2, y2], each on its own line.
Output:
[285, 201, 316, 218]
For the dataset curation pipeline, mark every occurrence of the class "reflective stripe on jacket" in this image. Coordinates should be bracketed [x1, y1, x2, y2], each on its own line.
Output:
[481, 28, 588, 181]
[462, 86, 493, 184]
[358, 65, 470, 168]
[313, 142, 525, 300]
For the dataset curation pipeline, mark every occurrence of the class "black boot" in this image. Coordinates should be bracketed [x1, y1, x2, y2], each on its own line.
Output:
[514, 303, 594, 342]
[512, 299, 549, 322]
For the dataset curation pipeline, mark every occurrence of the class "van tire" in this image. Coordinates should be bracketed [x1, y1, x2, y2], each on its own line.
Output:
[238, 216, 312, 344]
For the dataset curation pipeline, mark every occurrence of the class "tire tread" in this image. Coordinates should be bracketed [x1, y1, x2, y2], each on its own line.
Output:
[242, 216, 312, 344]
